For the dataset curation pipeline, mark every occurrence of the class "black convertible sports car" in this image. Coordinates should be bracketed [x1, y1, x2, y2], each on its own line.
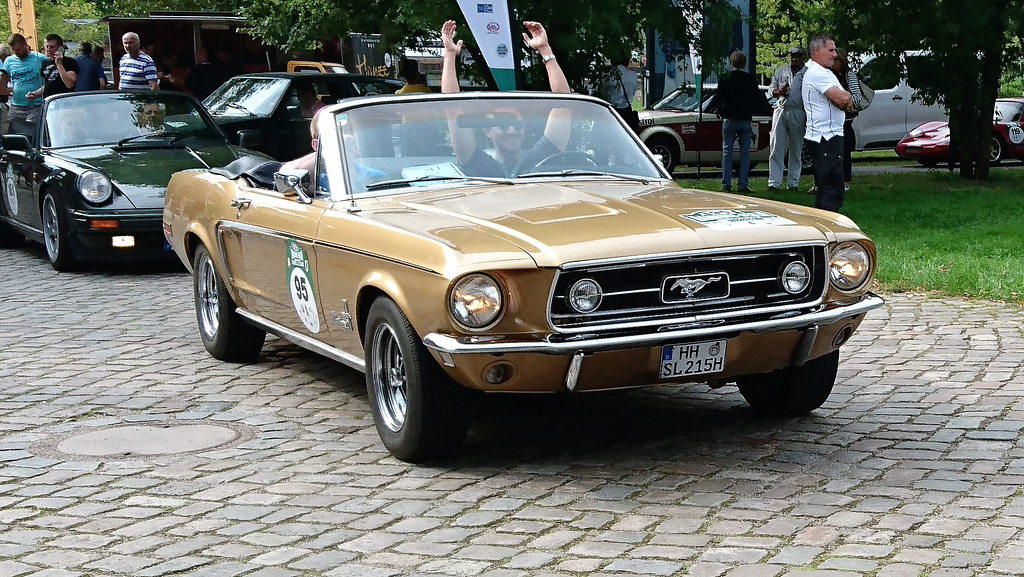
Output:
[0, 91, 260, 271]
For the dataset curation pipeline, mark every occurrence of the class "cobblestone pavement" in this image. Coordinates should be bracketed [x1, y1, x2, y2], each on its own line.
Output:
[2, 244, 1024, 577]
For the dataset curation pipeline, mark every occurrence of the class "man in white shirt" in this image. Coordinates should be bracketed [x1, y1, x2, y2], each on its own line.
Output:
[767, 46, 806, 191]
[801, 33, 853, 212]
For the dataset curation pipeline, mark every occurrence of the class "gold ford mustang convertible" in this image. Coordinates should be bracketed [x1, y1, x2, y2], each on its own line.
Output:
[163, 92, 883, 462]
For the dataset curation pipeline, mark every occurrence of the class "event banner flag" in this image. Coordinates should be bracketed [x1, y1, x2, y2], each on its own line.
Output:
[7, 0, 37, 49]
[455, 0, 516, 91]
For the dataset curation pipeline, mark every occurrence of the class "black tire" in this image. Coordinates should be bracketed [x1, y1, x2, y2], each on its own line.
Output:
[645, 135, 679, 173]
[990, 136, 1004, 165]
[364, 297, 470, 462]
[192, 243, 266, 361]
[917, 159, 940, 167]
[736, 350, 840, 415]
[41, 193, 77, 271]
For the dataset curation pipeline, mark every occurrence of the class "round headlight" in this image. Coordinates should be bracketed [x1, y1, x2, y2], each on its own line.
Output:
[450, 274, 503, 329]
[78, 171, 113, 204]
[780, 261, 811, 294]
[830, 242, 871, 291]
[568, 278, 603, 313]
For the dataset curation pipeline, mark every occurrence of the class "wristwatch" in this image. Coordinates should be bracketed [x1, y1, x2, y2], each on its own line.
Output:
[542, 54, 556, 64]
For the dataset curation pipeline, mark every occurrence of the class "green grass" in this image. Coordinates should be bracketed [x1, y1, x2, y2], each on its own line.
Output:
[675, 170, 1024, 303]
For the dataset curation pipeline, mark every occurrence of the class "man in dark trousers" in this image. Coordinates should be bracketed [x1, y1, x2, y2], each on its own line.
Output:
[801, 33, 853, 212]
[707, 50, 772, 192]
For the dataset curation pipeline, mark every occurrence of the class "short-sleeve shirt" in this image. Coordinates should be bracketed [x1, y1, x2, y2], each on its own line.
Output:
[118, 52, 158, 90]
[74, 53, 103, 91]
[801, 60, 845, 142]
[1, 52, 48, 106]
[462, 136, 559, 178]
[41, 56, 79, 97]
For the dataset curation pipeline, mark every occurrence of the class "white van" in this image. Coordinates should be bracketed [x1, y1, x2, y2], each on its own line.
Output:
[853, 51, 948, 150]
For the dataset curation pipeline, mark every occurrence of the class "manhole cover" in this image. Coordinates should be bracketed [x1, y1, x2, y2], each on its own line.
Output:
[55, 423, 242, 457]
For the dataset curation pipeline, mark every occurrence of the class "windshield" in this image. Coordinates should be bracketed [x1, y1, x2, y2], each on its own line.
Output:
[204, 77, 290, 117]
[44, 93, 223, 148]
[652, 87, 713, 112]
[332, 97, 665, 196]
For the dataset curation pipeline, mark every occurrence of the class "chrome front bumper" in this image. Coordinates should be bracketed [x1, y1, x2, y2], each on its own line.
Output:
[423, 293, 884, 356]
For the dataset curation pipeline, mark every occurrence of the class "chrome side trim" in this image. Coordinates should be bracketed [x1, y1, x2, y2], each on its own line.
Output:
[424, 293, 884, 356]
[236, 308, 366, 372]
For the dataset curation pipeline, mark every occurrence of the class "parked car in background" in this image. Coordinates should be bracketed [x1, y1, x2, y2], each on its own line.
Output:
[853, 51, 948, 150]
[204, 73, 403, 160]
[895, 98, 1024, 165]
[638, 84, 773, 173]
[164, 92, 883, 462]
[286, 60, 349, 74]
[0, 91, 260, 271]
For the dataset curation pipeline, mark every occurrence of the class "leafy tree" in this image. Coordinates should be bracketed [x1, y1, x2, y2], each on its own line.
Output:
[240, 0, 740, 93]
[0, 0, 108, 48]
[828, 0, 1020, 180]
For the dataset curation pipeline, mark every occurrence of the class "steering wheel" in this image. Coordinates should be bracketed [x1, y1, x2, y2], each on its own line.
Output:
[530, 150, 598, 170]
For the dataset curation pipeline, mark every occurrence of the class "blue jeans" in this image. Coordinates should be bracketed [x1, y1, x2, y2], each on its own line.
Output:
[722, 119, 752, 190]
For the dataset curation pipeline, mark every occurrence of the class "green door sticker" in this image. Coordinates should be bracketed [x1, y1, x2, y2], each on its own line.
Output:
[287, 239, 320, 333]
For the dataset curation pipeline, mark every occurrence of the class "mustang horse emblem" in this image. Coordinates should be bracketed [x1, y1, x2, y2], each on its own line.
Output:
[670, 276, 722, 298]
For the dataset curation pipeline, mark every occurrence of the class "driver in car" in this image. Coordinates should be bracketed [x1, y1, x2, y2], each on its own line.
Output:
[135, 102, 166, 132]
[440, 19, 572, 178]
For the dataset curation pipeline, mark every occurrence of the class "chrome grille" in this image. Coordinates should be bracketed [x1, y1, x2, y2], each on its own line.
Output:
[549, 244, 827, 331]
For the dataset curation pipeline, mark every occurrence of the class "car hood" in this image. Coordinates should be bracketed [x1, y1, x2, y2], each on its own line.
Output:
[365, 181, 864, 267]
[54, 144, 241, 209]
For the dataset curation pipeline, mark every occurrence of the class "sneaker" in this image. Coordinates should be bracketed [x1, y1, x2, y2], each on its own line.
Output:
[787, 185, 799, 191]
[767, 186, 779, 192]
[806, 186, 817, 196]
[844, 186, 850, 192]
[721, 185, 732, 192]
[737, 186, 751, 193]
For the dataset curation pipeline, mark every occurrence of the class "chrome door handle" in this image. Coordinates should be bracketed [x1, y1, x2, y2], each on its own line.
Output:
[230, 198, 252, 209]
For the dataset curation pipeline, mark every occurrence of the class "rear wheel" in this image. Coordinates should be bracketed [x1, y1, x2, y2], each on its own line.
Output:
[645, 135, 679, 173]
[364, 297, 470, 462]
[193, 243, 266, 361]
[990, 136, 1004, 165]
[41, 193, 76, 271]
[736, 350, 840, 415]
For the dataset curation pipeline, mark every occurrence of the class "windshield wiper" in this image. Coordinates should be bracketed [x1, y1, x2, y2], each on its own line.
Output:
[115, 132, 186, 147]
[517, 169, 652, 184]
[222, 102, 256, 116]
[365, 174, 514, 191]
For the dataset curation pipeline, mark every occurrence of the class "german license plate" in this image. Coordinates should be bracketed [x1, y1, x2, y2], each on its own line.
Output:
[660, 339, 727, 379]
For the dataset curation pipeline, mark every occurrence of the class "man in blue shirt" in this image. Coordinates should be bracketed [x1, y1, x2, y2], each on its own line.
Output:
[74, 41, 104, 91]
[0, 33, 48, 143]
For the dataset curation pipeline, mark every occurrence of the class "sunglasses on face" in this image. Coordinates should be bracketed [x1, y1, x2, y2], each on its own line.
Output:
[491, 119, 524, 132]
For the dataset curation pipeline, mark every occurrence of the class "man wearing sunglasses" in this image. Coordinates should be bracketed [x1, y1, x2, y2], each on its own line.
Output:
[440, 19, 572, 177]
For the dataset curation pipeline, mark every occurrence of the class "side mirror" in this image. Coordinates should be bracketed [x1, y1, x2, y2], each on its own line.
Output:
[2, 134, 32, 151]
[237, 130, 261, 149]
[274, 169, 312, 204]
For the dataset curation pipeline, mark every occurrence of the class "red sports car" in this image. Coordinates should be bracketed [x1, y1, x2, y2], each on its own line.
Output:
[895, 98, 1024, 165]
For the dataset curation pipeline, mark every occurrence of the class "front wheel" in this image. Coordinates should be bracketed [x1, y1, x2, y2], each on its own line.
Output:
[645, 135, 679, 173]
[736, 350, 840, 415]
[364, 297, 470, 462]
[41, 193, 76, 271]
[192, 244, 266, 361]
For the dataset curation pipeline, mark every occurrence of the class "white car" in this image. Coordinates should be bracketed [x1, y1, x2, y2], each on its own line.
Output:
[853, 51, 948, 150]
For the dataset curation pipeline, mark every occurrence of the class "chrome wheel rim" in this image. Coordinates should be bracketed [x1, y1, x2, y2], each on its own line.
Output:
[370, 322, 408, 433]
[42, 196, 60, 261]
[990, 138, 1002, 162]
[649, 143, 673, 170]
[196, 253, 220, 339]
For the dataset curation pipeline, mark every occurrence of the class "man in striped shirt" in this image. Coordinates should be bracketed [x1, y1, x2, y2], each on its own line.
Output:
[118, 32, 158, 90]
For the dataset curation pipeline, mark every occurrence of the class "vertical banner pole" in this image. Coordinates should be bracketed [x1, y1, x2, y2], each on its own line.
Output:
[455, 0, 517, 91]
[7, 0, 38, 50]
